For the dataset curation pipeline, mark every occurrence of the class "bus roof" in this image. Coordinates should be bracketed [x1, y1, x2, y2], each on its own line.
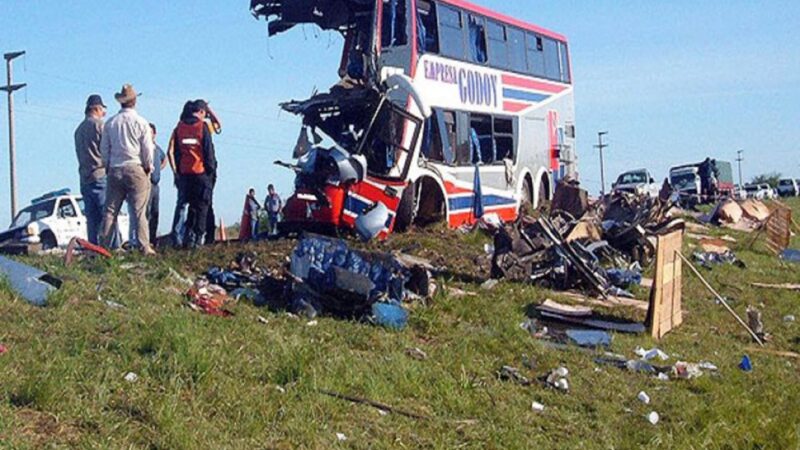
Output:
[439, 0, 568, 42]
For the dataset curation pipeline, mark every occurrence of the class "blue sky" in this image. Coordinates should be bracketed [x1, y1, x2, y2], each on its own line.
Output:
[0, 0, 798, 229]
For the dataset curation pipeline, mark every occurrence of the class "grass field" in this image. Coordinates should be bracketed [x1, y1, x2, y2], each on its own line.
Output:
[1, 198, 799, 449]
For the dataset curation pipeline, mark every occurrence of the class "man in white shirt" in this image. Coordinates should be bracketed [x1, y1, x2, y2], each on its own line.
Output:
[99, 84, 156, 255]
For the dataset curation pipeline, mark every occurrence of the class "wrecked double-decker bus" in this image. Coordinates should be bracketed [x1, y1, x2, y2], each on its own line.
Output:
[250, 0, 577, 238]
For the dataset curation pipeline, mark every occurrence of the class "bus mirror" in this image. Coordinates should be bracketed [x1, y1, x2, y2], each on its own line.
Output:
[384, 74, 432, 119]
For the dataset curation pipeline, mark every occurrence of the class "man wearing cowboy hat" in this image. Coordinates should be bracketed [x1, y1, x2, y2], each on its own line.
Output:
[99, 84, 157, 255]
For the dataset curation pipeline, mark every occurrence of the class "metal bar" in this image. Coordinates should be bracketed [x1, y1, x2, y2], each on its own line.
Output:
[676, 251, 764, 346]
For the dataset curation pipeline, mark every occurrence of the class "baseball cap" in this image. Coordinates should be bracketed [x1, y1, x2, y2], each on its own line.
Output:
[86, 94, 107, 108]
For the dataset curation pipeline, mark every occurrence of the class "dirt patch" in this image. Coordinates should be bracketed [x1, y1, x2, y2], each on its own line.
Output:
[3, 408, 82, 446]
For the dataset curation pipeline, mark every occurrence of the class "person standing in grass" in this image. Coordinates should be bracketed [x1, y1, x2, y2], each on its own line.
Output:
[264, 184, 283, 235]
[99, 84, 156, 255]
[74, 94, 108, 245]
[171, 100, 217, 249]
[238, 188, 262, 241]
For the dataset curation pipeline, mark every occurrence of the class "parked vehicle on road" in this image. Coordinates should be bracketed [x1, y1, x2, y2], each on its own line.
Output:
[743, 184, 773, 200]
[668, 159, 734, 206]
[0, 189, 130, 250]
[612, 169, 660, 198]
[777, 178, 799, 197]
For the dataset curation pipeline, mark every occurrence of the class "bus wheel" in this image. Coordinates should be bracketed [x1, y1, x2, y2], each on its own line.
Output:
[520, 178, 534, 215]
[394, 182, 419, 232]
[537, 176, 551, 211]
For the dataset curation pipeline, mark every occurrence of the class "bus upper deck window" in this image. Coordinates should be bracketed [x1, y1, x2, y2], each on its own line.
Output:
[439, 6, 465, 59]
[417, 0, 439, 54]
[382, 0, 408, 48]
[468, 15, 488, 64]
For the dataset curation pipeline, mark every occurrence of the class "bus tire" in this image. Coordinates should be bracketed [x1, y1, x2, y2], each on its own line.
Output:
[520, 177, 534, 215]
[537, 175, 551, 210]
[394, 182, 418, 233]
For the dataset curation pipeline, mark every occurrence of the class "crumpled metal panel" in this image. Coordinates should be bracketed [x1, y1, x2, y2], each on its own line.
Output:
[0, 256, 61, 307]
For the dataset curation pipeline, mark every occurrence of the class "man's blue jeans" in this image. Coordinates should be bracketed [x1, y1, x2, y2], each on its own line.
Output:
[80, 178, 107, 245]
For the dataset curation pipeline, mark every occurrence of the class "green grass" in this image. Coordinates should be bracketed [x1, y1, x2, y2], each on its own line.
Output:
[1, 198, 799, 449]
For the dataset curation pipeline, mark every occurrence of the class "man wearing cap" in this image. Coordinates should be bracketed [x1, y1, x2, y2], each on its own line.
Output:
[193, 99, 222, 244]
[74, 94, 108, 245]
[99, 84, 156, 255]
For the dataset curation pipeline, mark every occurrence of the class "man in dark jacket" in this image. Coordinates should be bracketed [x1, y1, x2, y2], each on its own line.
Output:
[171, 101, 217, 249]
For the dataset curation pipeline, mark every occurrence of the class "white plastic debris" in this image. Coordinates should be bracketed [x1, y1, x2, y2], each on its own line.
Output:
[124, 372, 138, 383]
[481, 279, 499, 290]
[554, 378, 569, 391]
[699, 361, 718, 371]
[275, 386, 286, 394]
[336, 433, 348, 442]
[647, 411, 660, 425]
[555, 367, 569, 378]
[784, 315, 796, 323]
[531, 401, 545, 412]
[635, 346, 669, 361]
[657, 373, 670, 381]
[637, 391, 651, 405]
[306, 320, 318, 327]
[257, 316, 269, 325]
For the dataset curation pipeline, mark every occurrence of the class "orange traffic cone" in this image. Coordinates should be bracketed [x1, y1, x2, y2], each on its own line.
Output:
[218, 217, 228, 242]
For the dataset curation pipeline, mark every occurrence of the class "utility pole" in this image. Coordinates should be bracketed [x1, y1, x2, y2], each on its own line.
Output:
[594, 131, 609, 196]
[1, 50, 26, 219]
[736, 149, 744, 188]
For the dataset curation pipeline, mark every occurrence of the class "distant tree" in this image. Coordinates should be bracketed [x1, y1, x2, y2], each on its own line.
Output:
[750, 172, 782, 188]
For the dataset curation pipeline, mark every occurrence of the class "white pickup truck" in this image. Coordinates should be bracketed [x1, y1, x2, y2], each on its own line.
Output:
[611, 169, 661, 198]
[1, 189, 130, 250]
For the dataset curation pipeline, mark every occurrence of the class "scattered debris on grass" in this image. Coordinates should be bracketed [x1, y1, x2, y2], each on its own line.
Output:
[647, 411, 660, 425]
[739, 355, 753, 372]
[124, 372, 138, 383]
[318, 389, 430, 420]
[498, 366, 532, 386]
[405, 347, 428, 361]
[637, 391, 651, 405]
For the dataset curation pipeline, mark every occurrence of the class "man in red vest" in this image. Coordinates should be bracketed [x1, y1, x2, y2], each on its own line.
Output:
[171, 101, 217, 249]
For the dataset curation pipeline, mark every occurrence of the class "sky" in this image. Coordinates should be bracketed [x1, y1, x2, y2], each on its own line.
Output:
[0, 0, 799, 229]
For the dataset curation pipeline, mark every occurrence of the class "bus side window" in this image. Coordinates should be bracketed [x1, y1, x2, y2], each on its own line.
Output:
[559, 41, 571, 83]
[382, 0, 408, 48]
[526, 33, 545, 78]
[494, 117, 515, 161]
[454, 111, 471, 165]
[467, 15, 488, 64]
[507, 27, 526, 73]
[439, 5, 465, 60]
[417, 0, 439, 54]
[470, 113, 494, 164]
[543, 37, 561, 81]
[487, 21, 508, 69]
[422, 112, 453, 164]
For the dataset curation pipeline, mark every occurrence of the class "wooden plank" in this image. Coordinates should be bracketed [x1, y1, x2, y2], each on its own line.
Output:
[560, 291, 649, 312]
[746, 347, 800, 360]
[648, 230, 684, 340]
[765, 207, 792, 255]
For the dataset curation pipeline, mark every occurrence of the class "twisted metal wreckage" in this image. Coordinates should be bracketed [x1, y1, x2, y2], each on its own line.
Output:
[252, 0, 432, 240]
